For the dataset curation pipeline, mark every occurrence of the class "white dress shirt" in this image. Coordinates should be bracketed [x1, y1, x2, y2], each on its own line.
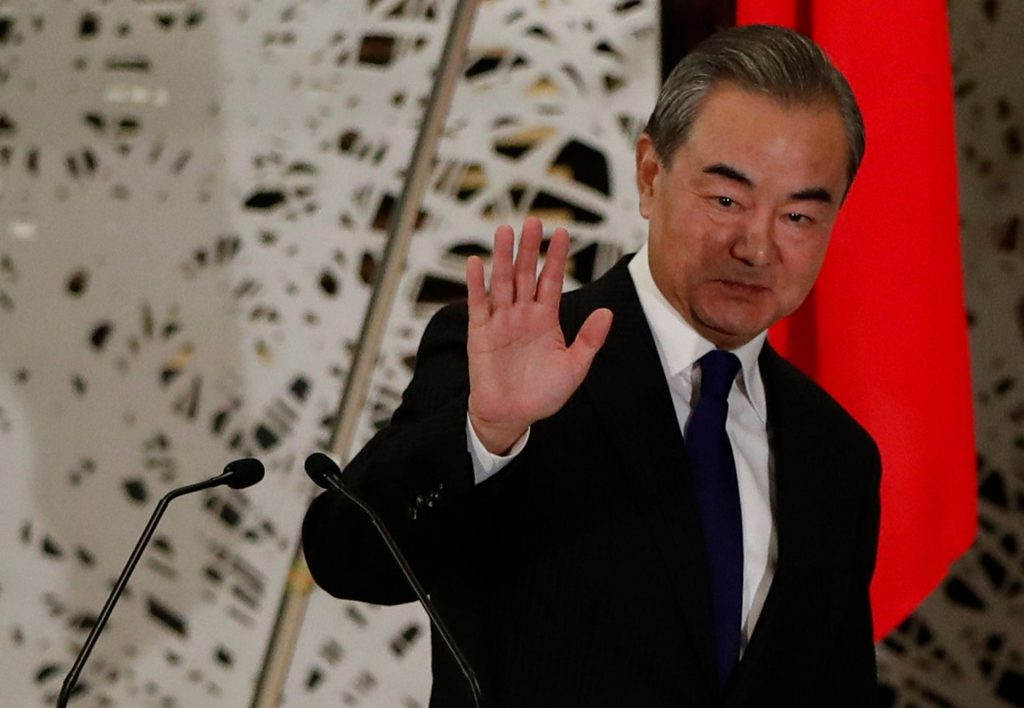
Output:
[466, 245, 778, 653]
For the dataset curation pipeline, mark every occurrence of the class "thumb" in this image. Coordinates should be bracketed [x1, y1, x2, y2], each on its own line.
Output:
[567, 308, 613, 382]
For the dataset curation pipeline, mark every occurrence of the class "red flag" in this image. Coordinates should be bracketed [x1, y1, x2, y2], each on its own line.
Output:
[737, 1, 977, 638]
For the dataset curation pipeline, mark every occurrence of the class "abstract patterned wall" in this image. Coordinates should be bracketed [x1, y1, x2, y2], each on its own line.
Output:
[0, 0, 656, 705]
[0, 0, 450, 704]
[1, 1, 1021, 707]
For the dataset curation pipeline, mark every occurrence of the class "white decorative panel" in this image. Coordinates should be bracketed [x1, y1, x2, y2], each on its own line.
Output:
[0, 0, 451, 705]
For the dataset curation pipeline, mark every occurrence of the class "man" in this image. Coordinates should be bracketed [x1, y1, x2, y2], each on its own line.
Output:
[304, 24, 881, 708]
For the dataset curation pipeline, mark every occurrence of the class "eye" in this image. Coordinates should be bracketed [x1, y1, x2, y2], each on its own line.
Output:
[785, 212, 809, 224]
[716, 196, 735, 208]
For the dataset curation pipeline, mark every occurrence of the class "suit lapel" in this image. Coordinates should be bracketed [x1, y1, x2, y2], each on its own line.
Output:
[724, 345, 834, 698]
[571, 259, 718, 688]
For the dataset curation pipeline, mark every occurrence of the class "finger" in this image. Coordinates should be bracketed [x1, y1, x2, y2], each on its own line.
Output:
[567, 308, 613, 384]
[514, 216, 543, 302]
[466, 255, 488, 329]
[491, 224, 515, 309]
[536, 226, 570, 306]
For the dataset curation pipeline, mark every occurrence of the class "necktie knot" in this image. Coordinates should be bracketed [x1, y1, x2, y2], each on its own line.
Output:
[697, 350, 741, 401]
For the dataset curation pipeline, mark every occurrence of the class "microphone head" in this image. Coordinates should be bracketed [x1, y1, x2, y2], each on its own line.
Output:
[223, 458, 265, 489]
[305, 452, 341, 489]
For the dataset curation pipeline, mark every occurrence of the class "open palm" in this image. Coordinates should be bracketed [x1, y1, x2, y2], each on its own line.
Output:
[466, 217, 613, 454]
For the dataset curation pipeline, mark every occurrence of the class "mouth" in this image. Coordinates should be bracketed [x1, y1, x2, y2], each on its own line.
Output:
[716, 279, 771, 295]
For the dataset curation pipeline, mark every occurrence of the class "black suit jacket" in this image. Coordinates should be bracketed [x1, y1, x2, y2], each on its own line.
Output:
[303, 257, 882, 707]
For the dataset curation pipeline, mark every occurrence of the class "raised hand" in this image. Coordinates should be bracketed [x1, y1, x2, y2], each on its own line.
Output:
[466, 217, 613, 454]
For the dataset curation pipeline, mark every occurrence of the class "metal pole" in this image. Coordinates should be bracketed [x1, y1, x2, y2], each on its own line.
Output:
[250, 1, 480, 705]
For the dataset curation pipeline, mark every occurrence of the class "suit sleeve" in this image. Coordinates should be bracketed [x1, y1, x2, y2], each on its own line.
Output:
[824, 436, 883, 707]
[302, 303, 477, 605]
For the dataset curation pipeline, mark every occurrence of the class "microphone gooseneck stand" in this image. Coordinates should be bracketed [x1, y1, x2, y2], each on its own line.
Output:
[305, 452, 483, 708]
[56, 459, 265, 707]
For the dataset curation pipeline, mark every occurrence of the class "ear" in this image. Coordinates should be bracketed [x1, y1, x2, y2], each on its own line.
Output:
[635, 133, 661, 220]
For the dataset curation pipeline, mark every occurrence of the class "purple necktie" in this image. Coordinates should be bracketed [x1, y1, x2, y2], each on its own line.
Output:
[686, 350, 743, 686]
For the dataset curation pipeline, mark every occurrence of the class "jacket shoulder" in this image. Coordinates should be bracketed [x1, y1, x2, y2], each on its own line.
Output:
[760, 345, 880, 467]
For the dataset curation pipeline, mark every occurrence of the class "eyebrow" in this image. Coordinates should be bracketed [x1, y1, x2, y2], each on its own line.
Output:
[703, 162, 835, 205]
[703, 163, 752, 187]
[789, 187, 834, 204]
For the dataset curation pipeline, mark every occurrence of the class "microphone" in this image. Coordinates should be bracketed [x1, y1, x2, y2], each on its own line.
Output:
[304, 452, 482, 708]
[221, 458, 266, 489]
[57, 458, 265, 707]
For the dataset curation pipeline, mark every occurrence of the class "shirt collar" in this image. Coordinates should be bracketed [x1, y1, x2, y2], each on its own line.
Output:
[627, 243, 768, 422]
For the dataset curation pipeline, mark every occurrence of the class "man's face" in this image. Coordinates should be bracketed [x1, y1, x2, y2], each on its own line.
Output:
[636, 82, 850, 349]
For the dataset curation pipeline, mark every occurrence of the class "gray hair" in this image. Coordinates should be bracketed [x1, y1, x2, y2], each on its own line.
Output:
[644, 24, 865, 190]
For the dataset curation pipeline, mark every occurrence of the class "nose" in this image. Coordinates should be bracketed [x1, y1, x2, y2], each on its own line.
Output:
[730, 213, 774, 267]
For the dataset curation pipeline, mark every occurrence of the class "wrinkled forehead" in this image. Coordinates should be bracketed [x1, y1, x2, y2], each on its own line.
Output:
[687, 82, 853, 189]
[683, 85, 850, 195]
